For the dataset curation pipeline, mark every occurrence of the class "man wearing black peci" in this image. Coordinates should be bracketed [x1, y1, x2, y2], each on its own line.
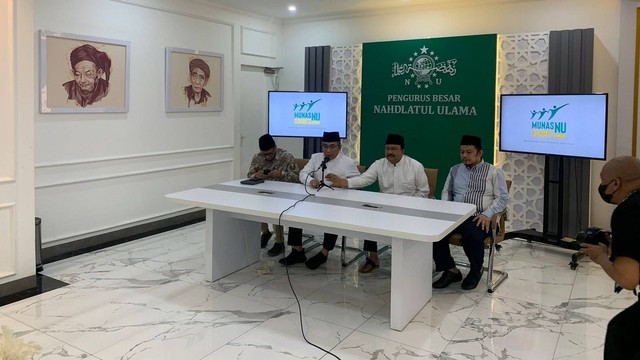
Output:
[247, 134, 299, 256]
[279, 131, 360, 269]
[432, 135, 509, 290]
[325, 134, 430, 273]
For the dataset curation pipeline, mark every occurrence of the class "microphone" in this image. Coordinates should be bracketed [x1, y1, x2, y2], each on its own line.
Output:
[320, 156, 330, 170]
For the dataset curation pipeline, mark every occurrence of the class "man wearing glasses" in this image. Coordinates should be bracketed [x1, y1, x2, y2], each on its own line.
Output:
[280, 131, 361, 269]
[247, 134, 299, 256]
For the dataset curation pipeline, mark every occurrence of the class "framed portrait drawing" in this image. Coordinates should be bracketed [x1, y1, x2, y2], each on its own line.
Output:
[39, 30, 130, 113]
[165, 47, 223, 112]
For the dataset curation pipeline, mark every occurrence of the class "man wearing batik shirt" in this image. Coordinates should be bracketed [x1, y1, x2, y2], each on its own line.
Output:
[247, 134, 299, 256]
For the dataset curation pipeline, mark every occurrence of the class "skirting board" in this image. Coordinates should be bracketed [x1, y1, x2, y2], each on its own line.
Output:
[41, 210, 205, 264]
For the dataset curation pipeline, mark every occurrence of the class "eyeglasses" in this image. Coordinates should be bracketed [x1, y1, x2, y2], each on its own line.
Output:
[322, 143, 339, 149]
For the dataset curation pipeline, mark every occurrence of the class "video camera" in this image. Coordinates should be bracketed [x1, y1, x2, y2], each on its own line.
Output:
[575, 227, 610, 246]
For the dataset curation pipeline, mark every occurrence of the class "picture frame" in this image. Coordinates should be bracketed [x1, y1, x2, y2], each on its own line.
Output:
[165, 47, 223, 112]
[39, 30, 130, 113]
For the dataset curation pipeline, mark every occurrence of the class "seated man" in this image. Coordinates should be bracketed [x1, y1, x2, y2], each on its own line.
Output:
[247, 134, 299, 256]
[326, 134, 429, 273]
[279, 131, 361, 269]
[433, 135, 509, 290]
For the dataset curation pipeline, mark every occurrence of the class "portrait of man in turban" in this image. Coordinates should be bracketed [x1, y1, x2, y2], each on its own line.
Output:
[184, 58, 211, 107]
[62, 44, 112, 107]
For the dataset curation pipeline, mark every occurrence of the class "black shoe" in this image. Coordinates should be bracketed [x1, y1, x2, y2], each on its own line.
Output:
[267, 242, 284, 257]
[461, 271, 483, 290]
[260, 231, 273, 248]
[279, 248, 306, 265]
[432, 270, 463, 289]
[305, 252, 328, 270]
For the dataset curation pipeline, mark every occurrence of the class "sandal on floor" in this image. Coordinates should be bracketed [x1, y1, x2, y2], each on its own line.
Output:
[358, 257, 379, 273]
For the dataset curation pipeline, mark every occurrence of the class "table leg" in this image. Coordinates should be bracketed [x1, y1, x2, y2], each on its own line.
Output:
[205, 209, 261, 282]
[390, 237, 432, 331]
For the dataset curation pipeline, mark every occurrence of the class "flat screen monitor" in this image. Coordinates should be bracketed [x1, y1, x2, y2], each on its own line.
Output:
[499, 93, 608, 160]
[268, 91, 348, 138]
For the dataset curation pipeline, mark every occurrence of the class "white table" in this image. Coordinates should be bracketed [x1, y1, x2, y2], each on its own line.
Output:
[166, 180, 474, 331]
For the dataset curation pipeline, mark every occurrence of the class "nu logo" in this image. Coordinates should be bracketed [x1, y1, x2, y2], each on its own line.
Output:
[391, 46, 457, 89]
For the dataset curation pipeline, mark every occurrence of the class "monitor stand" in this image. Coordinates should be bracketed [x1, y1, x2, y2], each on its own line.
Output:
[504, 228, 584, 270]
[504, 229, 580, 250]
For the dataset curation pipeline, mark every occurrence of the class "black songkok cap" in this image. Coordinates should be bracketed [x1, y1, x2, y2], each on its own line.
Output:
[460, 135, 482, 150]
[322, 131, 340, 143]
[385, 134, 405, 149]
[258, 134, 276, 151]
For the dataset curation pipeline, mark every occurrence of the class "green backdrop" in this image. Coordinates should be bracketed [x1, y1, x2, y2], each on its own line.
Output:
[360, 34, 497, 197]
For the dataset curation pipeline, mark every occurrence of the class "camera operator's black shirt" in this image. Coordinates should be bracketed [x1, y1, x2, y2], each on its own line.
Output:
[610, 190, 640, 267]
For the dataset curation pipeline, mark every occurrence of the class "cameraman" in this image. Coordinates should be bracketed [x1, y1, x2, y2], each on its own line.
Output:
[582, 156, 640, 360]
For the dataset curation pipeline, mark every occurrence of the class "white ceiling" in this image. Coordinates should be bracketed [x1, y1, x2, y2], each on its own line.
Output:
[201, 0, 541, 21]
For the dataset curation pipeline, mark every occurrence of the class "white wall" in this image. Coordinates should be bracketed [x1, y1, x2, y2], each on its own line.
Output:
[0, 0, 36, 285]
[277, 0, 631, 229]
[27, 0, 640, 246]
[34, 0, 281, 246]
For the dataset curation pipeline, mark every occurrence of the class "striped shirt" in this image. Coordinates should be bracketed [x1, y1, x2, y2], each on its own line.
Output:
[441, 160, 508, 218]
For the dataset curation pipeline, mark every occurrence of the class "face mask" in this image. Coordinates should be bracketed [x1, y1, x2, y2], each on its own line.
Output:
[598, 179, 616, 204]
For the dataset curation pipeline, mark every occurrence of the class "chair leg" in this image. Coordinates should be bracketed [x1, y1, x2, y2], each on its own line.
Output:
[451, 236, 508, 292]
[486, 230, 508, 293]
[340, 236, 367, 267]
[300, 233, 320, 251]
[378, 244, 391, 255]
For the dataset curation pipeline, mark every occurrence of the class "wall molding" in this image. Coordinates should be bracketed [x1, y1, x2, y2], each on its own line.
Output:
[0, 202, 15, 279]
[36, 158, 233, 189]
[241, 26, 276, 58]
[112, 0, 235, 27]
[0, 177, 15, 184]
[0, 202, 15, 209]
[36, 145, 233, 169]
[0, 271, 16, 281]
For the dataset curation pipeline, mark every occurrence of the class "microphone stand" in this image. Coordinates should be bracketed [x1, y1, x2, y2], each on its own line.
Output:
[317, 161, 334, 191]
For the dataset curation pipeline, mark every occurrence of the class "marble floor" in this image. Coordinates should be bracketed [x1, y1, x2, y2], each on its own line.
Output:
[1, 222, 636, 359]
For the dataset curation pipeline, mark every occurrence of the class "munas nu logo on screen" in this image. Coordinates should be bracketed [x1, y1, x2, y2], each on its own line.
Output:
[530, 103, 569, 139]
[292, 99, 322, 125]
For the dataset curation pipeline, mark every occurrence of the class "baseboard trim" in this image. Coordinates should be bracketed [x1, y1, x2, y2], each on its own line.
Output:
[41, 210, 205, 264]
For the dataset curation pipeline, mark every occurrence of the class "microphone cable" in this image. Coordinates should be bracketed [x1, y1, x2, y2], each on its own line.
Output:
[274, 160, 342, 360]
[302, 160, 325, 195]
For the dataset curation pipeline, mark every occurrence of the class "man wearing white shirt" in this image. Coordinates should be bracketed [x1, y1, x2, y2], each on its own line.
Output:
[280, 131, 361, 269]
[326, 134, 429, 273]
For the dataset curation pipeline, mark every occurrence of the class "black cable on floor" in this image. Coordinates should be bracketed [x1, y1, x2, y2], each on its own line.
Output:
[274, 171, 342, 360]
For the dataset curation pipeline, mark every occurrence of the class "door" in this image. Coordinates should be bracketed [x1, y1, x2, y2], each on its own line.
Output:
[0, 0, 36, 286]
[239, 65, 274, 176]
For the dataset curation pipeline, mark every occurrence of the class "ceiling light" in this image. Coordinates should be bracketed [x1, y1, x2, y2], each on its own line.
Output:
[288, 5, 296, 12]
